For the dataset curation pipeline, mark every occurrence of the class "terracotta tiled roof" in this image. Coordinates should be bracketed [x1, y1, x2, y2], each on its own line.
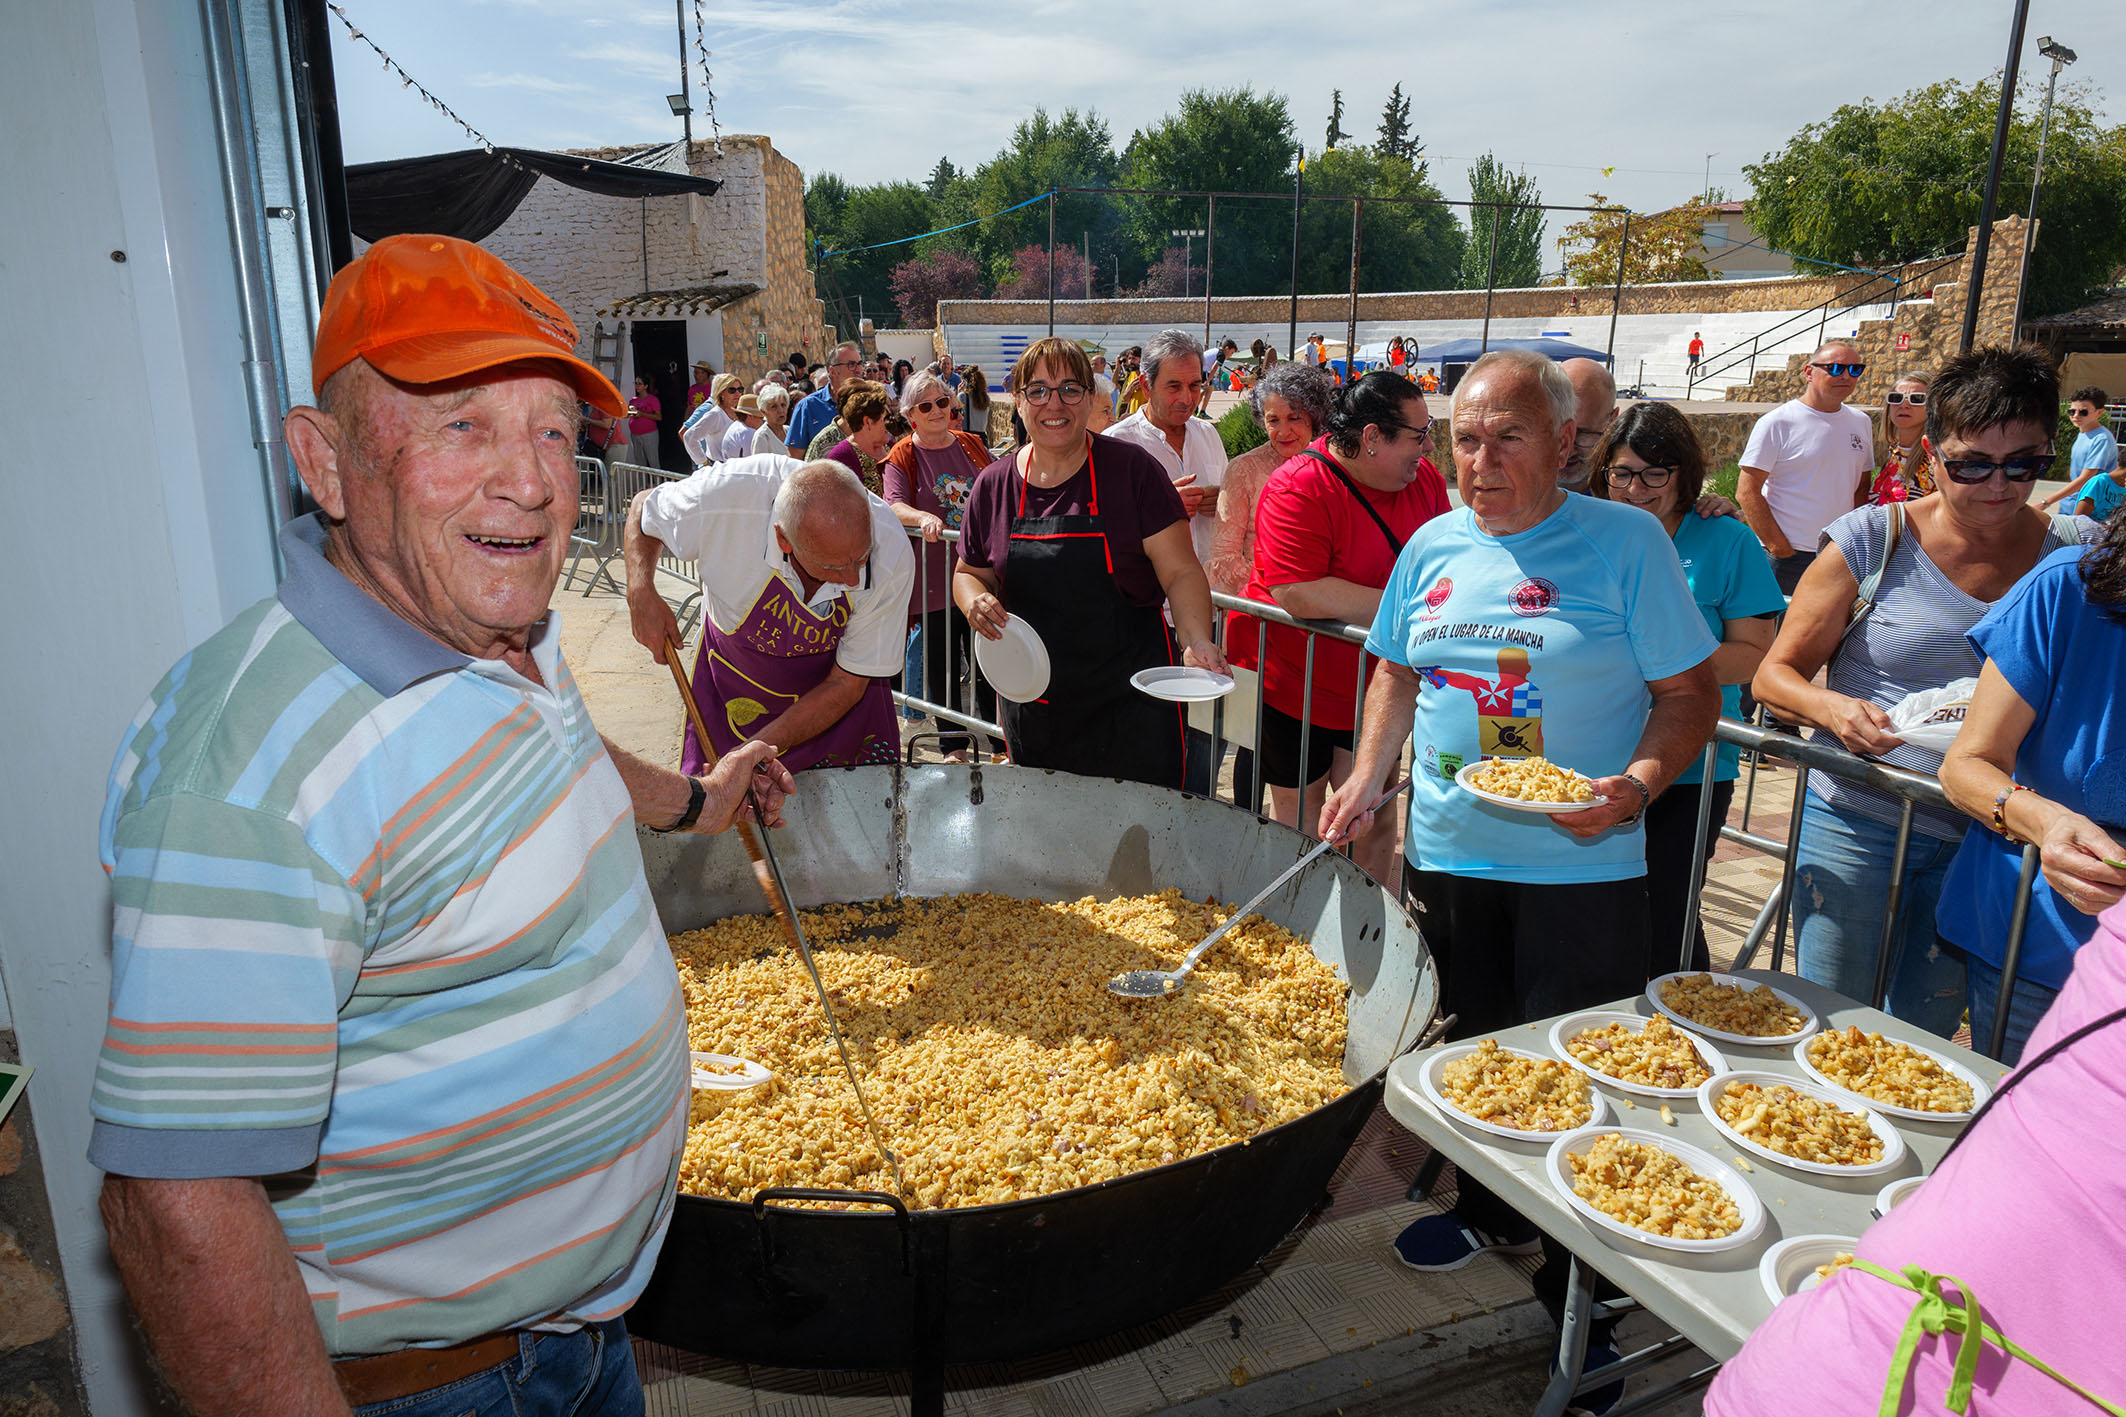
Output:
[601, 282, 763, 317]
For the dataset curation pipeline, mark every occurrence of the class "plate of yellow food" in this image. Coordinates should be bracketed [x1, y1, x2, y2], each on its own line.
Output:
[1696, 1071, 1906, 1178]
[1758, 1234, 1862, 1305]
[1455, 757, 1606, 814]
[1793, 1026, 1990, 1123]
[1417, 1039, 1607, 1141]
[1545, 1127, 1765, 1254]
[1549, 1010, 1729, 1099]
[1646, 970, 1816, 1046]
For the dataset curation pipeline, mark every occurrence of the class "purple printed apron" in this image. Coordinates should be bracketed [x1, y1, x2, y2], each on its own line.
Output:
[682, 572, 899, 775]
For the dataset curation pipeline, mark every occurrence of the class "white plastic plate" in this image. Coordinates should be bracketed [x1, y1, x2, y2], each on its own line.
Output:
[1549, 1010, 1730, 1099]
[1455, 760, 1605, 814]
[1415, 1042, 1608, 1142]
[1646, 971, 1817, 1047]
[1545, 1126, 1767, 1254]
[973, 615, 1052, 703]
[1759, 1233, 1864, 1305]
[1130, 665, 1235, 702]
[689, 1051, 774, 1091]
[1792, 1030, 1992, 1123]
[1696, 1071, 1906, 1178]
[1874, 1175, 1924, 1219]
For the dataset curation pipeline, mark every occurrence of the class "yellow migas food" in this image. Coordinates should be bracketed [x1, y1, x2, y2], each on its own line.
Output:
[1438, 1039, 1593, 1132]
[1658, 972, 1806, 1037]
[1805, 1026, 1975, 1113]
[1567, 1133, 1742, 1240]
[1714, 1081, 1884, 1166]
[1466, 755, 1595, 803]
[668, 889, 1349, 1210]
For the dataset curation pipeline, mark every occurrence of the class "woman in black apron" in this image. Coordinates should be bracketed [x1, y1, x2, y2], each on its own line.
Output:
[954, 337, 1228, 791]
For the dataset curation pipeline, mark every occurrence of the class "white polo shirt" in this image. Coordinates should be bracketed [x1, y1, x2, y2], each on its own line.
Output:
[1105, 410, 1229, 568]
[638, 455, 914, 677]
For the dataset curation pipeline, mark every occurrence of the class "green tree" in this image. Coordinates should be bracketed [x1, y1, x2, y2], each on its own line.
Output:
[1326, 90, 1349, 150]
[1460, 153, 1545, 290]
[1122, 87, 1297, 295]
[924, 156, 960, 201]
[810, 179, 939, 334]
[1745, 77, 2126, 316]
[1556, 193, 1718, 286]
[1294, 146, 1463, 295]
[965, 107, 1127, 288]
[1376, 83, 1416, 162]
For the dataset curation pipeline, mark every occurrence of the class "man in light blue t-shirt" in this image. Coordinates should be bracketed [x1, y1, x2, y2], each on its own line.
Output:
[1321, 350, 1719, 1345]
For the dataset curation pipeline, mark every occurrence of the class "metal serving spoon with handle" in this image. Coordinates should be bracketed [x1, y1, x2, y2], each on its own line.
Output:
[1109, 776, 1413, 999]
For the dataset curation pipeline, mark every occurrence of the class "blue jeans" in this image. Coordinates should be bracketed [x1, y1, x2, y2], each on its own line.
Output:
[352, 1320, 642, 1417]
[1963, 951, 2060, 1066]
[1791, 793, 1966, 1037]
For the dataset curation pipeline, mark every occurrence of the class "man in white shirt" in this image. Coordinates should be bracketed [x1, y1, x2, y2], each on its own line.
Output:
[1105, 328, 1229, 796]
[1091, 352, 1118, 416]
[1737, 340, 1875, 593]
[719, 393, 765, 461]
[624, 456, 914, 775]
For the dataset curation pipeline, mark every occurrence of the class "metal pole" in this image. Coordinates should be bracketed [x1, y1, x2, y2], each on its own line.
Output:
[1682, 745, 1718, 973]
[1962, 0, 2032, 354]
[1046, 190, 1056, 336]
[2012, 58, 2063, 339]
[1083, 230, 1090, 299]
[1203, 196, 1216, 347]
[1479, 201, 1503, 354]
[672, 0, 692, 147]
[1346, 199, 1363, 380]
[1605, 213, 1629, 367]
[1868, 801, 1916, 1010]
[1989, 844, 2042, 1059]
[1769, 764, 1809, 971]
[1288, 153, 1303, 360]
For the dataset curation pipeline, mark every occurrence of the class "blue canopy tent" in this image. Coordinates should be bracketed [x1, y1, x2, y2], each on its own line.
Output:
[1415, 336, 1612, 365]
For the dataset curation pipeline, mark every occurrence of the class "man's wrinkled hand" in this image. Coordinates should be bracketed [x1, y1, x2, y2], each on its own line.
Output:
[1181, 639, 1230, 675]
[1551, 775, 1641, 839]
[701, 740, 796, 832]
[629, 589, 683, 664]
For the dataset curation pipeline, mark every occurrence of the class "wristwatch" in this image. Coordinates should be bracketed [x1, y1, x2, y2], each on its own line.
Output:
[652, 776, 707, 834]
[1614, 773, 1651, 828]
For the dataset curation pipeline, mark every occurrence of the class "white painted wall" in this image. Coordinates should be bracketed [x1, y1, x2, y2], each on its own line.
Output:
[1, 1, 279, 1410]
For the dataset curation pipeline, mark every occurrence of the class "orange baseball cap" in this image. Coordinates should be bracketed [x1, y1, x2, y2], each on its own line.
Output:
[311, 234, 625, 416]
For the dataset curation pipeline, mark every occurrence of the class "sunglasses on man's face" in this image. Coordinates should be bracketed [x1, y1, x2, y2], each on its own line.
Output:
[2072, 406, 2100, 419]
[1884, 392, 1927, 406]
[1935, 450, 2054, 484]
[1811, 361, 1866, 378]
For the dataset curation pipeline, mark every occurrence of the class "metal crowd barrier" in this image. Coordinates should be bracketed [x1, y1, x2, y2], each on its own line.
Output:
[567, 461, 701, 636]
[892, 522, 2045, 1061]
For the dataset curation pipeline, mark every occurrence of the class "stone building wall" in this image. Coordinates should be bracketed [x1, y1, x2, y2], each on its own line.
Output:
[1725, 218, 2033, 405]
[477, 135, 823, 389]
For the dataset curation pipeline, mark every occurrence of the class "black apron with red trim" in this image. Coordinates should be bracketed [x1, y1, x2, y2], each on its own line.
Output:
[1000, 442, 1185, 790]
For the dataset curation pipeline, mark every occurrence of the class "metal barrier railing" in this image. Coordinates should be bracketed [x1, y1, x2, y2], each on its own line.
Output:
[888, 525, 2040, 1060]
[568, 461, 702, 636]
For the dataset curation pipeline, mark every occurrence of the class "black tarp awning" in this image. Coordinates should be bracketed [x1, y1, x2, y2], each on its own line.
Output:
[346, 146, 722, 244]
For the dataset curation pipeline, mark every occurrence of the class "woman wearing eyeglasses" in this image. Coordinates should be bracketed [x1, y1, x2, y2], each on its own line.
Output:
[1592, 404, 1786, 975]
[884, 369, 999, 756]
[954, 337, 1228, 789]
[1752, 346, 2100, 1036]
[1868, 371, 1935, 504]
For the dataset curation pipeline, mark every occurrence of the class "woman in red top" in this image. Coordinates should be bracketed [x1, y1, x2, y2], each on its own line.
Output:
[1245, 371, 1450, 883]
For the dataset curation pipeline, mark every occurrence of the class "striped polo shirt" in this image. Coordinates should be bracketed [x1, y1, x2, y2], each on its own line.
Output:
[90, 513, 689, 1354]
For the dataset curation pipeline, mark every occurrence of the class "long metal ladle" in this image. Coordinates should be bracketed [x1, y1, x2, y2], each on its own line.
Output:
[1109, 776, 1413, 999]
[662, 637, 909, 1201]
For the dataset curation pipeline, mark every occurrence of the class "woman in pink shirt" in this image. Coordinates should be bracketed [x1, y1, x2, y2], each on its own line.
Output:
[1707, 894, 2126, 1415]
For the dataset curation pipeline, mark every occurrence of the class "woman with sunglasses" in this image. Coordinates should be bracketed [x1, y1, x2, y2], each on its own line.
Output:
[884, 369, 999, 756]
[1752, 345, 2100, 1035]
[1593, 404, 1786, 976]
[1868, 371, 1935, 504]
[954, 337, 1227, 789]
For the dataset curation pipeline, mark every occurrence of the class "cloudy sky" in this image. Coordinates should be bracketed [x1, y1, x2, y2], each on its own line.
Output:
[332, 0, 2115, 240]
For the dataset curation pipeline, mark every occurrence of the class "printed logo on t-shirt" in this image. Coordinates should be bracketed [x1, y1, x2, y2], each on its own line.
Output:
[1420, 648, 1545, 760]
[1426, 576, 1454, 611]
[1507, 577, 1559, 618]
[1850, 433, 1867, 453]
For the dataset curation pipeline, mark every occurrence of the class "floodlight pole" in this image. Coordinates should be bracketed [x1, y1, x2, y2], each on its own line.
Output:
[1605, 214, 1630, 366]
[1346, 199, 1364, 379]
[1288, 154, 1303, 359]
[2012, 39, 2074, 338]
[1203, 197, 1216, 346]
[1962, 0, 2032, 354]
[672, 0, 691, 147]
[1047, 190, 1056, 336]
[1479, 201, 1503, 354]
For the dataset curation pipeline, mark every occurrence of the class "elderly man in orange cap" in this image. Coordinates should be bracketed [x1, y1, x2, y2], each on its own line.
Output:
[87, 234, 792, 1417]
